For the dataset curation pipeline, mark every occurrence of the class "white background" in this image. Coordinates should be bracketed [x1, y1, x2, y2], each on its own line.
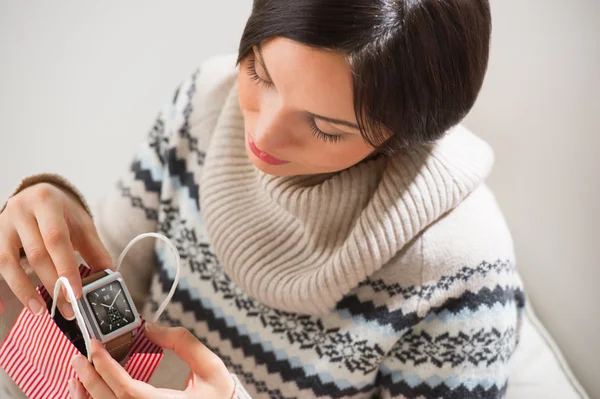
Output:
[1, 1, 598, 396]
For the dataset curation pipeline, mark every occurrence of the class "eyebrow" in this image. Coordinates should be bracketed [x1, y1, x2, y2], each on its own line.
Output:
[255, 44, 361, 132]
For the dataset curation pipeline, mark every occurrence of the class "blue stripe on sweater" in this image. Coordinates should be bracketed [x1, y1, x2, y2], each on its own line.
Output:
[136, 150, 164, 183]
[421, 300, 518, 325]
[379, 363, 506, 391]
[155, 248, 373, 391]
[335, 308, 407, 338]
[139, 146, 203, 217]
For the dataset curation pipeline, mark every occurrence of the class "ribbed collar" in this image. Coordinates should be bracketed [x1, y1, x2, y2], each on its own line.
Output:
[200, 84, 494, 316]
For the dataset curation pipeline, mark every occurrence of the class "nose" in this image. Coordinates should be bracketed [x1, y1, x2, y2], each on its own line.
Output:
[253, 103, 295, 151]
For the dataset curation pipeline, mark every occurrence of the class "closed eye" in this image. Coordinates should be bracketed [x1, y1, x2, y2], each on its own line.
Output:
[309, 120, 344, 143]
[246, 53, 274, 89]
[246, 49, 345, 144]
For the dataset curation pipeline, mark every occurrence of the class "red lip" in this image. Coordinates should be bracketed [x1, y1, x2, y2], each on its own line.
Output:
[248, 134, 290, 166]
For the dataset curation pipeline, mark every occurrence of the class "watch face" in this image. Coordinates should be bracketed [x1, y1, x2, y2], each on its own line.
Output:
[86, 280, 135, 335]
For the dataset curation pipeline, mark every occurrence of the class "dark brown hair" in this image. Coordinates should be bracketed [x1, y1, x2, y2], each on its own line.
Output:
[238, 0, 492, 154]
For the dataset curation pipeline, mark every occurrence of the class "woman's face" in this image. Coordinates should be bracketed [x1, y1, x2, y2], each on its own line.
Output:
[238, 38, 376, 176]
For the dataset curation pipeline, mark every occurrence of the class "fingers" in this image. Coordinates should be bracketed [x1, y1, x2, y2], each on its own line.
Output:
[0, 183, 106, 320]
[61, 187, 112, 272]
[145, 324, 227, 382]
[71, 353, 116, 399]
[185, 370, 195, 389]
[13, 212, 74, 319]
[34, 202, 81, 299]
[73, 219, 113, 273]
[68, 378, 87, 399]
[88, 340, 151, 399]
[0, 223, 45, 316]
[0, 300, 4, 316]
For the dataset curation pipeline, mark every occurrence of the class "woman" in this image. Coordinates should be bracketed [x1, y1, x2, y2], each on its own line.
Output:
[0, 0, 525, 398]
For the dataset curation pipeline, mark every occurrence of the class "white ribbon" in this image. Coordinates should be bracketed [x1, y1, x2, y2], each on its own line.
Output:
[50, 276, 94, 361]
[50, 232, 181, 362]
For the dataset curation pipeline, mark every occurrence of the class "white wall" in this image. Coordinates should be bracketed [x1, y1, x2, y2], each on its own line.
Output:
[463, 1, 599, 396]
[0, 1, 252, 200]
[1, 1, 598, 396]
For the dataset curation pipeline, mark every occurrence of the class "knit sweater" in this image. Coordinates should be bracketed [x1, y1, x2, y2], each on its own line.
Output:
[8, 54, 525, 399]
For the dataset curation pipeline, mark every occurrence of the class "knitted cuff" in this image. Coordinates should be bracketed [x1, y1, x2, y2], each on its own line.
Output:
[0, 173, 92, 216]
[230, 373, 252, 399]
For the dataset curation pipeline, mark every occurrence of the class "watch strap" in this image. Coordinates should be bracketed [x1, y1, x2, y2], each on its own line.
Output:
[81, 270, 110, 286]
[104, 332, 133, 363]
[81, 269, 133, 362]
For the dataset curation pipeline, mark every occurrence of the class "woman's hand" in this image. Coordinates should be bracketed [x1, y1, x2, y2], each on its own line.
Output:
[69, 324, 236, 399]
[0, 183, 113, 318]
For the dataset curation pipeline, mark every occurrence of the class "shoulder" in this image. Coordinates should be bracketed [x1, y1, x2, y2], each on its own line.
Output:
[353, 184, 523, 319]
[190, 54, 239, 117]
[168, 54, 238, 120]
[159, 54, 239, 149]
[376, 190, 524, 398]
[422, 184, 515, 272]
[417, 184, 523, 314]
[365, 184, 517, 288]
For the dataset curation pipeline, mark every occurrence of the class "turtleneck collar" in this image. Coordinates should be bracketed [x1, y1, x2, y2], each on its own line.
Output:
[200, 84, 494, 316]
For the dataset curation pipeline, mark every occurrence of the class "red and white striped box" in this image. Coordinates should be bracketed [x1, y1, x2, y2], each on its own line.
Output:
[0, 265, 164, 399]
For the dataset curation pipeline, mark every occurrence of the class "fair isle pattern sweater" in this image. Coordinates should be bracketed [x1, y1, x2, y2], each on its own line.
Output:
[19, 55, 524, 398]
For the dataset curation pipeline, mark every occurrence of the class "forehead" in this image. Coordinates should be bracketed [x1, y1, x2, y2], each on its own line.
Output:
[260, 37, 356, 121]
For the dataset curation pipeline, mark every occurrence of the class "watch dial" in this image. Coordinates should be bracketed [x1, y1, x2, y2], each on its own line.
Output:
[86, 281, 134, 335]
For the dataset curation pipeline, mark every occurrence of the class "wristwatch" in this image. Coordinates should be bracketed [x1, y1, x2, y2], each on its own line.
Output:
[77, 269, 142, 362]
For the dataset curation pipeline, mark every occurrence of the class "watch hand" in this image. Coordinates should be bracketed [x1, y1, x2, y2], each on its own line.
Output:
[110, 289, 122, 308]
[100, 303, 112, 308]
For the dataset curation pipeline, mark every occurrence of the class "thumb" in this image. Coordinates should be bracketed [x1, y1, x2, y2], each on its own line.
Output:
[144, 324, 227, 381]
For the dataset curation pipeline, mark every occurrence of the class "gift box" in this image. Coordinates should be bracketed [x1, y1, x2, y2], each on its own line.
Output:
[0, 264, 163, 399]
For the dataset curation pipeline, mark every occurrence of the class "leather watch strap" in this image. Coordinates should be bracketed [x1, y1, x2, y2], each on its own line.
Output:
[81, 270, 109, 285]
[104, 332, 133, 362]
[82, 270, 133, 362]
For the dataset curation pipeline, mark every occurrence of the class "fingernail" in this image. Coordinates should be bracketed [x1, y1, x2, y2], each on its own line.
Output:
[61, 302, 75, 320]
[62, 286, 70, 302]
[62, 285, 80, 302]
[28, 298, 45, 316]
[90, 339, 105, 355]
[71, 354, 86, 372]
[144, 322, 165, 333]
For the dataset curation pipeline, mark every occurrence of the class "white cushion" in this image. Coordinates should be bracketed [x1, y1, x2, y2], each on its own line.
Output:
[506, 305, 587, 398]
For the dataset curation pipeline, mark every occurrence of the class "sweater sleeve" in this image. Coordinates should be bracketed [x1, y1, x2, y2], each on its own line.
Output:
[377, 278, 525, 399]
[88, 84, 180, 309]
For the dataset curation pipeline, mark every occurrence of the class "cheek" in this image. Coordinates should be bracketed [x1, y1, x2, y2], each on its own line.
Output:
[321, 142, 375, 169]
